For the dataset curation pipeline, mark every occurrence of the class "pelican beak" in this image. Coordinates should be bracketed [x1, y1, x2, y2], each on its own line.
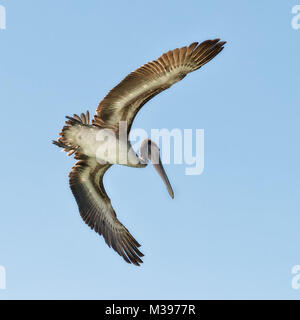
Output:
[142, 139, 174, 199]
[152, 158, 174, 199]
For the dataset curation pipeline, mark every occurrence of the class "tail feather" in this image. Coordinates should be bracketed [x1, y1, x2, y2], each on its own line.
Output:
[53, 110, 90, 156]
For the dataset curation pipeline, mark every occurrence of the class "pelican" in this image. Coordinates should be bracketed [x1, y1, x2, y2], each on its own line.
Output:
[53, 39, 226, 266]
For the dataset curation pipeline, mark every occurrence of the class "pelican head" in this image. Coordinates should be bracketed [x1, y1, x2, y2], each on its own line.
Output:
[140, 139, 174, 199]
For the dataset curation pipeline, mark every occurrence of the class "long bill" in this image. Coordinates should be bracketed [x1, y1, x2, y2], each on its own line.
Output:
[152, 158, 174, 199]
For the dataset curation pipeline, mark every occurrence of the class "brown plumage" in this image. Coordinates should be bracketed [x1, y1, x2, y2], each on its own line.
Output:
[53, 39, 226, 266]
[94, 39, 225, 132]
[69, 159, 144, 266]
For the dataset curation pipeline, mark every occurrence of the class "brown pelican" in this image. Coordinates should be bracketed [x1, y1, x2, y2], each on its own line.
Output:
[53, 39, 226, 266]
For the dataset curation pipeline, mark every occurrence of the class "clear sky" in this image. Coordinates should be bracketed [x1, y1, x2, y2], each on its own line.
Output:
[0, 0, 300, 299]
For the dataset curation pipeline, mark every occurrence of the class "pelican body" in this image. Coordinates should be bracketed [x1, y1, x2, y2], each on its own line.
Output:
[53, 39, 226, 266]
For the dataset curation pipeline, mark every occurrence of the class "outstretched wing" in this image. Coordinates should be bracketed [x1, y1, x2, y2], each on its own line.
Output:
[94, 39, 226, 132]
[69, 158, 144, 266]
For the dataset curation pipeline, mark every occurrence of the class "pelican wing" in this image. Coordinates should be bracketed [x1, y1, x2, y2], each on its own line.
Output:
[69, 158, 144, 266]
[94, 39, 226, 131]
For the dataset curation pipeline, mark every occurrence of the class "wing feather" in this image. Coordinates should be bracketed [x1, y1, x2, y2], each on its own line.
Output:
[94, 39, 226, 131]
[69, 158, 144, 266]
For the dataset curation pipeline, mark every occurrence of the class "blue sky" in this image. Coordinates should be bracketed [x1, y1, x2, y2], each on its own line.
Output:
[0, 0, 300, 299]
